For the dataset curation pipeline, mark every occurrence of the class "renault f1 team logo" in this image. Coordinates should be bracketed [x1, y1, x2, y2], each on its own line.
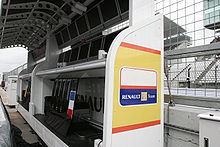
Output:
[141, 92, 148, 101]
[119, 67, 157, 106]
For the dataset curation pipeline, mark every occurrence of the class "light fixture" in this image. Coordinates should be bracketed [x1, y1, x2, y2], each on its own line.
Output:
[75, 2, 87, 12]
[71, 7, 83, 15]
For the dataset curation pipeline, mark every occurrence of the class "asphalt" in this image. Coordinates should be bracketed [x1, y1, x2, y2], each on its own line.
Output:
[0, 87, 44, 146]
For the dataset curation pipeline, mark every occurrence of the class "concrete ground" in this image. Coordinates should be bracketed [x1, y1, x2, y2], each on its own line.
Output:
[0, 87, 44, 145]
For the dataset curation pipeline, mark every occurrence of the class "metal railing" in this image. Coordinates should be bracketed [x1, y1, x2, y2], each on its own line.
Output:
[165, 42, 220, 98]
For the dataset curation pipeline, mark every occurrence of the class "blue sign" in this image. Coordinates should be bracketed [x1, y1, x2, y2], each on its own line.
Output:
[120, 89, 157, 106]
[70, 91, 76, 101]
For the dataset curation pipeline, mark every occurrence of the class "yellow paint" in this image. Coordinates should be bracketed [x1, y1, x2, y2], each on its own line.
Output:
[112, 46, 161, 128]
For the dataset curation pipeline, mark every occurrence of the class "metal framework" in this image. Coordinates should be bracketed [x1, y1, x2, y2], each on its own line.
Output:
[0, 0, 95, 49]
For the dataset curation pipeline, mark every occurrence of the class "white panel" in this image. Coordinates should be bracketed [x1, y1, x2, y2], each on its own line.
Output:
[129, 0, 154, 26]
[199, 112, 220, 147]
[77, 78, 105, 123]
[112, 125, 162, 147]
[121, 67, 156, 86]
[125, 17, 163, 51]
[103, 14, 163, 147]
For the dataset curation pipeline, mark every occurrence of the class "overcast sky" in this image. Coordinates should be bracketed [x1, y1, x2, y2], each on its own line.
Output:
[0, 47, 27, 80]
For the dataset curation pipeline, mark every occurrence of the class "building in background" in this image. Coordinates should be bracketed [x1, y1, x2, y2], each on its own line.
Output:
[204, 0, 220, 29]
[156, 0, 216, 48]
[155, 0, 220, 96]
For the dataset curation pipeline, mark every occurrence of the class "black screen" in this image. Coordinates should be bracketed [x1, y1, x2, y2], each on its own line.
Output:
[87, 7, 101, 29]
[118, 0, 129, 13]
[79, 43, 89, 60]
[76, 16, 88, 34]
[64, 50, 71, 62]
[58, 53, 64, 62]
[52, 80, 57, 96]
[58, 80, 65, 97]
[89, 38, 102, 57]
[61, 28, 70, 43]
[55, 81, 61, 96]
[70, 47, 79, 62]
[100, 0, 118, 22]
[55, 33, 63, 46]
[68, 22, 78, 39]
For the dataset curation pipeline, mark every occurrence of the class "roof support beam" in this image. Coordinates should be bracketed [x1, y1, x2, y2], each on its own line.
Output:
[0, 0, 11, 48]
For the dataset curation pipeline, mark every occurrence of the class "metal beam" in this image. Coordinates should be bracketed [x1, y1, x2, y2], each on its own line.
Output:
[165, 42, 220, 59]
[0, 0, 11, 48]
[5, 17, 50, 29]
[3, 1, 68, 17]
[27, 1, 71, 48]
[2, 11, 58, 24]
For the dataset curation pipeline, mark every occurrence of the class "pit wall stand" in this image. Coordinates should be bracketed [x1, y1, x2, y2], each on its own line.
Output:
[103, 14, 164, 147]
[30, 33, 59, 115]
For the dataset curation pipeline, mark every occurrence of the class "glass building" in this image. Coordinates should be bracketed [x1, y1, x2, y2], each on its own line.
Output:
[204, 0, 220, 28]
[155, 0, 220, 97]
[155, 0, 217, 49]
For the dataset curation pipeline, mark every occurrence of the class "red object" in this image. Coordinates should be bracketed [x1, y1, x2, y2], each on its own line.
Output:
[112, 120, 161, 134]
[120, 42, 161, 55]
[67, 109, 73, 118]
[82, 39, 86, 43]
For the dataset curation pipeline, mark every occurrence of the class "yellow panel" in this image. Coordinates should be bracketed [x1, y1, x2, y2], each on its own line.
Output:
[112, 45, 161, 129]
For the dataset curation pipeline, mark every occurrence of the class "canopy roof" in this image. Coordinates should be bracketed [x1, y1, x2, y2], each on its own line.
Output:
[0, 0, 184, 54]
[0, 0, 96, 49]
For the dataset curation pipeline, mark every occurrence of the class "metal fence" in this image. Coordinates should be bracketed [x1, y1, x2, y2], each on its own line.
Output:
[164, 43, 220, 98]
[155, 0, 220, 98]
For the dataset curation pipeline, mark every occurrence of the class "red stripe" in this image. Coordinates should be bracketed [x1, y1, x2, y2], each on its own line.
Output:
[120, 42, 161, 55]
[112, 120, 160, 134]
[120, 85, 157, 89]
[67, 109, 73, 119]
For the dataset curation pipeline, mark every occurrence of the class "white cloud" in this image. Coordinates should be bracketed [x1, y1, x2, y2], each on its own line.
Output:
[0, 47, 27, 77]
